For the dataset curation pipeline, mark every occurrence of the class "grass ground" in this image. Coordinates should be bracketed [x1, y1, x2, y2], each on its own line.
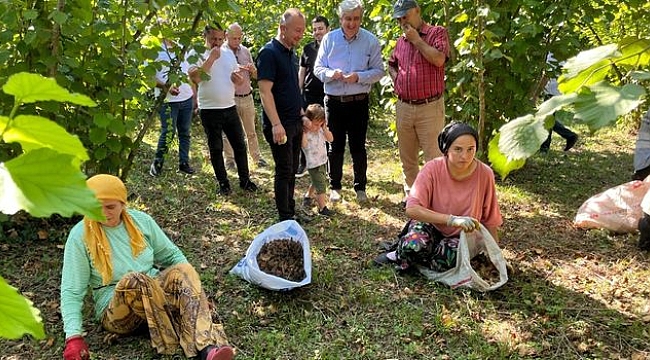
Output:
[1, 115, 649, 360]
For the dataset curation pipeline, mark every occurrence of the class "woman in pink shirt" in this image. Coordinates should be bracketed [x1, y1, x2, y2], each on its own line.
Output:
[375, 122, 502, 271]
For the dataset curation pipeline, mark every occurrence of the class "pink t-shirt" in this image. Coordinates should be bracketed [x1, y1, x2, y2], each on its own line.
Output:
[406, 157, 502, 237]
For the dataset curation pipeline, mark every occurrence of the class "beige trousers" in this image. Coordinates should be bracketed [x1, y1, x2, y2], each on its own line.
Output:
[224, 94, 263, 164]
[396, 97, 445, 190]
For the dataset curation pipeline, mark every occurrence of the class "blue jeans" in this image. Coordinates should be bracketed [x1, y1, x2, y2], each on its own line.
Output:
[155, 97, 193, 164]
[199, 106, 250, 188]
[263, 121, 303, 220]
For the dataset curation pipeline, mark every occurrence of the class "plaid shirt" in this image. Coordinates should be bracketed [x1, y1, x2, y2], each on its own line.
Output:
[389, 24, 449, 101]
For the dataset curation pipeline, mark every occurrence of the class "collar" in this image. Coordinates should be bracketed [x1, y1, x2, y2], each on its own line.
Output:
[418, 22, 431, 35]
[272, 38, 292, 53]
[340, 28, 359, 42]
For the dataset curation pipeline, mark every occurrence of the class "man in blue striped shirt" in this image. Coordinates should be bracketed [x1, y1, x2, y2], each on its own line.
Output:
[314, 0, 385, 204]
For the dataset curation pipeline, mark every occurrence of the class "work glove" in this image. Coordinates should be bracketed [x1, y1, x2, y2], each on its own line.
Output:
[447, 215, 480, 232]
[63, 335, 90, 360]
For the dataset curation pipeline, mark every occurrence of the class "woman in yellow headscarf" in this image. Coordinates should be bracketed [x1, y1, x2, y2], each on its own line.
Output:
[60, 174, 234, 360]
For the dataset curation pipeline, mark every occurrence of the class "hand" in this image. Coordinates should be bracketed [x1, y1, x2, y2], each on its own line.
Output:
[301, 116, 312, 132]
[272, 123, 287, 144]
[331, 69, 344, 80]
[241, 63, 256, 73]
[63, 335, 90, 360]
[342, 72, 359, 83]
[402, 23, 420, 43]
[230, 70, 244, 85]
[447, 215, 480, 232]
[168, 86, 180, 96]
[207, 46, 221, 61]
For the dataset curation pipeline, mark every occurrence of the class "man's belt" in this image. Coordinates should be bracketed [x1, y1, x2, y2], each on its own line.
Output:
[398, 93, 442, 105]
[326, 93, 368, 103]
[235, 92, 252, 97]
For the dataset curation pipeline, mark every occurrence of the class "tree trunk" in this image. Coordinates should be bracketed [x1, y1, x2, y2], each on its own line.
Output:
[476, 0, 486, 153]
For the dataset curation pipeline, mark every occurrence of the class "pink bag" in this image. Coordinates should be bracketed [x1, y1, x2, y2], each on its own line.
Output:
[574, 178, 650, 233]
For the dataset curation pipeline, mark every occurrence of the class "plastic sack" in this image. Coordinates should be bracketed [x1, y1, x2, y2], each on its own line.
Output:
[574, 178, 650, 233]
[229, 220, 311, 291]
[417, 225, 508, 292]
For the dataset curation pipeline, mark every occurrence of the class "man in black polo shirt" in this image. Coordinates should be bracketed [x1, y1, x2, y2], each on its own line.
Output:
[257, 8, 311, 222]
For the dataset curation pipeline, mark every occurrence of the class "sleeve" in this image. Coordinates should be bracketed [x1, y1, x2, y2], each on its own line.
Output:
[299, 46, 307, 67]
[388, 43, 398, 70]
[60, 223, 91, 338]
[313, 34, 330, 82]
[139, 212, 188, 268]
[357, 33, 385, 85]
[406, 162, 436, 209]
[256, 46, 276, 82]
[153, 50, 168, 83]
[431, 27, 450, 59]
[227, 51, 239, 72]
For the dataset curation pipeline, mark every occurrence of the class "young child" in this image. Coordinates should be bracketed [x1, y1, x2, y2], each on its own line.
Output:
[302, 104, 334, 216]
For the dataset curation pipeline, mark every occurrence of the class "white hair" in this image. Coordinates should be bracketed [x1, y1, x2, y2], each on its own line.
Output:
[338, 0, 363, 17]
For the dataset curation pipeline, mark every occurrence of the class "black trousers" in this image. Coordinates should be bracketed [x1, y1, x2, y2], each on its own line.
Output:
[199, 107, 250, 188]
[264, 121, 303, 220]
[325, 96, 369, 192]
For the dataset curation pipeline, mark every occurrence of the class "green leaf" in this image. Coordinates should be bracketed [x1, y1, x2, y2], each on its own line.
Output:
[2, 115, 89, 161]
[0, 275, 45, 340]
[536, 93, 578, 118]
[89, 127, 108, 144]
[108, 119, 126, 135]
[0, 115, 8, 133]
[498, 114, 549, 160]
[487, 133, 526, 180]
[573, 81, 646, 131]
[630, 70, 650, 81]
[0, 148, 103, 220]
[558, 44, 619, 93]
[452, 13, 469, 23]
[93, 113, 112, 128]
[2, 72, 97, 106]
[49, 9, 69, 25]
[562, 44, 619, 79]
[23, 9, 38, 20]
[616, 37, 650, 67]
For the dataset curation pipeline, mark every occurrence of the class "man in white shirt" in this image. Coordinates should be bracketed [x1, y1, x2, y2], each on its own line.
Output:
[189, 25, 257, 195]
[150, 38, 196, 177]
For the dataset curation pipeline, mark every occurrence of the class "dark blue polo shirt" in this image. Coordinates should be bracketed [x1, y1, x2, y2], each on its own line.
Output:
[257, 38, 302, 127]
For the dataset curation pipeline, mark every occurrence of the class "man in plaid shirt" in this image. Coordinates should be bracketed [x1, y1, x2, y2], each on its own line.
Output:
[388, 0, 450, 206]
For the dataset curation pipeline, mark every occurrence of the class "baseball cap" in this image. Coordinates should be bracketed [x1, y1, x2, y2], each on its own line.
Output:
[393, 0, 418, 19]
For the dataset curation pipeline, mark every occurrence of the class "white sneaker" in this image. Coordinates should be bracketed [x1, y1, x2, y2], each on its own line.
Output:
[330, 189, 341, 202]
[356, 190, 368, 202]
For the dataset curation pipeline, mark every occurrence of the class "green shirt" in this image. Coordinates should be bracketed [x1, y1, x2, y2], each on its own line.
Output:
[60, 209, 187, 338]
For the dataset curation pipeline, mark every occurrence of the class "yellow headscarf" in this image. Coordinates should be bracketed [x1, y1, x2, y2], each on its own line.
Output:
[84, 174, 146, 285]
